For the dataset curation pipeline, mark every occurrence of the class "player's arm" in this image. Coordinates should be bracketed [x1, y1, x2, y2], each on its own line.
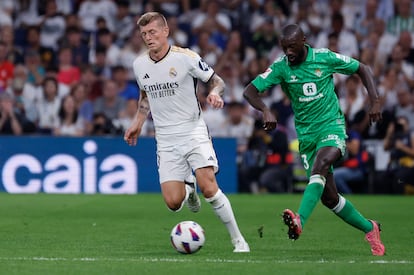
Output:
[355, 63, 382, 123]
[124, 90, 150, 146]
[243, 83, 277, 131]
[205, 73, 225, 109]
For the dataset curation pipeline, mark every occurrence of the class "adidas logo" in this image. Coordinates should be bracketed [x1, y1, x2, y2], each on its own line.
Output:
[143, 73, 150, 79]
[208, 156, 214, 161]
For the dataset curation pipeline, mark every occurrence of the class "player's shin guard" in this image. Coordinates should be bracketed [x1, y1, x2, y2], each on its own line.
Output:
[332, 195, 373, 233]
[205, 189, 243, 241]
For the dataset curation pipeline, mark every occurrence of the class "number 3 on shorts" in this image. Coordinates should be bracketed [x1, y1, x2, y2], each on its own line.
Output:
[301, 154, 309, 170]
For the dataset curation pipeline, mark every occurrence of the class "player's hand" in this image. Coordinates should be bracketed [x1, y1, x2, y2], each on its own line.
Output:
[124, 124, 141, 146]
[263, 109, 277, 131]
[207, 92, 224, 109]
[369, 100, 382, 124]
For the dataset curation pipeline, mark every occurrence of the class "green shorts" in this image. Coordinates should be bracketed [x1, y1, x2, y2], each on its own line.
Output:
[298, 126, 347, 178]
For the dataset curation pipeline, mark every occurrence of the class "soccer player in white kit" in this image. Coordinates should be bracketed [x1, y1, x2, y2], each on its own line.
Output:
[124, 12, 249, 253]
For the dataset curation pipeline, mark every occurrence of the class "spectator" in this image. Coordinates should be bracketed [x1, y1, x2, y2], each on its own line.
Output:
[5, 64, 39, 124]
[215, 30, 256, 73]
[56, 46, 81, 88]
[79, 65, 103, 102]
[378, 65, 403, 113]
[216, 101, 254, 156]
[334, 127, 368, 194]
[167, 15, 189, 48]
[251, 17, 280, 60]
[118, 27, 145, 82]
[353, 0, 379, 44]
[0, 25, 24, 64]
[39, 0, 66, 51]
[0, 93, 23, 135]
[91, 112, 120, 135]
[396, 31, 414, 65]
[0, 93, 35, 136]
[35, 76, 61, 134]
[198, 89, 225, 137]
[218, 63, 245, 103]
[70, 82, 94, 134]
[386, 0, 414, 36]
[339, 75, 366, 126]
[22, 26, 56, 69]
[191, 0, 232, 50]
[93, 79, 126, 121]
[77, 0, 117, 34]
[0, 41, 13, 92]
[383, 115, 414, 193]
[61, 26, 90, 67]
[239, 119, 292, 193]
[111, 65, 139, 100]
[90, 46, 111, 80]
[394, 87, 414, 131]
[113, 0, 134, 47]
[191, 30, 222, 67]
[53, 94, 85, 136]
[24, 50, 45, 87]
[90, 27, 121, 67]
[315, 12, 359, 58]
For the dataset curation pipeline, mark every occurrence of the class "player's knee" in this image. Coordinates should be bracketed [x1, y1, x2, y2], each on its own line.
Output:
[164, 197, 184, 212]
[202, 185, 218, 199]
[321, 194, 339, 209]
[312, 157, 333, 174]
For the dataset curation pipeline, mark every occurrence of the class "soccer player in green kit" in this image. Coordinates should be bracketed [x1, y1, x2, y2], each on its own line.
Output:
[243, 24, 385, 256]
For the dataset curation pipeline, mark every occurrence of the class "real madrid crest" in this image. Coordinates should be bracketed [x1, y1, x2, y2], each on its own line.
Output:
[169, 67, 177, 78]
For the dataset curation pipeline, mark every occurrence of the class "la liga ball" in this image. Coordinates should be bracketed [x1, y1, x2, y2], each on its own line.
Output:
[170, 221, 205, 254]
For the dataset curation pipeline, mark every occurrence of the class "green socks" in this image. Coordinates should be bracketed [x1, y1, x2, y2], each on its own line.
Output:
[332, 195, 373, 233]
[298, 175, 325, 228]
[296, 174, 373, 233]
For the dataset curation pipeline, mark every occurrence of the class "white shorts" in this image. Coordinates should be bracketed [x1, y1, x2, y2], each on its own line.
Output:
[157, 136, 219, 184]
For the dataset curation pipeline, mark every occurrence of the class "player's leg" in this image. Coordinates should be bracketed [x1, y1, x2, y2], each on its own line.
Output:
[299, 147, 340, 226]
[189, 139, 249, 252]
[158, 149, 190, 212]
[283, 146, 340, 240]
[161, 180, 188, 211]
[322, 173, 385, 255]
[195, 166, 249, 252]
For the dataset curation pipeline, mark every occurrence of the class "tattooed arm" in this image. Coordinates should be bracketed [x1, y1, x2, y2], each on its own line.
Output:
[124, 90, 150, 146]
[205, 73, 225, 109]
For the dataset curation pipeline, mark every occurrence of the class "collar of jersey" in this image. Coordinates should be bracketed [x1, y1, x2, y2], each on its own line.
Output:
[149, 45, 171, 63]
[287, 44, 313, 66]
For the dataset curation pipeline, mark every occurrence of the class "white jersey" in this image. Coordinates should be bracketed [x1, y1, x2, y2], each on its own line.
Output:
[133, 46, 214, 139]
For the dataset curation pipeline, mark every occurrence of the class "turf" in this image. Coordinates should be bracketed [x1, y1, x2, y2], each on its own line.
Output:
[0, 193, 413, 274]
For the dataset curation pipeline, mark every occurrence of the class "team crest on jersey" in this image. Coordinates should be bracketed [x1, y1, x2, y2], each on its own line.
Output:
[198, 59, 210, 71]
[169, 67, 177, 78]
[259, 68, 272, 79]
[314, 69, 322, 77]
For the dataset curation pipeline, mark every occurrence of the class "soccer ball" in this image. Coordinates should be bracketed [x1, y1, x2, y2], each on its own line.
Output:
[170, 221, 205, 254]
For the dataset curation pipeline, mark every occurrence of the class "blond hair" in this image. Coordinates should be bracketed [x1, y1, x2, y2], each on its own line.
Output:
[137, 12, 167, 28]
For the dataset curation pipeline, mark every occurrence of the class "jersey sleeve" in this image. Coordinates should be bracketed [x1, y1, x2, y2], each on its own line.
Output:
[186, 49, 214, 82]
[251, 61, 284, 93]
[328, 50, 360, 75]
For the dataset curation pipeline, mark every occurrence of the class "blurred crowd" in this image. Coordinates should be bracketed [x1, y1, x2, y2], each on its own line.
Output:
[0, 0, 414, 193]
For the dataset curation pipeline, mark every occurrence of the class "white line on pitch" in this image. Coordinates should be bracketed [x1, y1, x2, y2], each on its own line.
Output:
[0, 257, 412, 264]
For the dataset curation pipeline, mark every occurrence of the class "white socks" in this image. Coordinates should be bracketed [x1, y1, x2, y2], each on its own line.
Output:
[205, 189, 243, 241]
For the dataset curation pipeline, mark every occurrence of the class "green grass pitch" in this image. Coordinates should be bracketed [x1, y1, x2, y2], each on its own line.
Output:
[0, 193, 413, 274]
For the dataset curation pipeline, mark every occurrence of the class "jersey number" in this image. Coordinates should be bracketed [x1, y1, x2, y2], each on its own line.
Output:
[301, 154, 310, 170]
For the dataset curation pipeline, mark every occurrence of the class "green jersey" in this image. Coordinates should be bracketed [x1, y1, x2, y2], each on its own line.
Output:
[252, 45, 360, 136]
